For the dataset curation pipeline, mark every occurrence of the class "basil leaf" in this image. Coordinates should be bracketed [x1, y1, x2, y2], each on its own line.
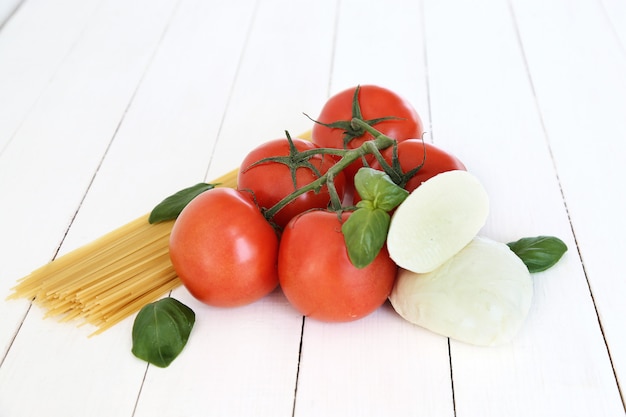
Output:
[131, 297, 195, 368]
[354, 167, 409, 212]
[507, 236, 568, 273]
[149, 183, 214, 224]
[342, 207, 390, 268]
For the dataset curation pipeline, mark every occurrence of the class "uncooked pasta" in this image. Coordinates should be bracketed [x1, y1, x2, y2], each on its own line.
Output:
[9, 167, 238, 335]
[10, 131, 311, 335]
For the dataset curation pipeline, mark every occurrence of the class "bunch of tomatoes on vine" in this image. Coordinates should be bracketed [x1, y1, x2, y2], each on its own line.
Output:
[156, 85, 466, 322]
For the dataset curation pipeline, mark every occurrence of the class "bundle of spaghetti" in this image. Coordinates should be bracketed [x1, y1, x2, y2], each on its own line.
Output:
[9, 167, 239, 336]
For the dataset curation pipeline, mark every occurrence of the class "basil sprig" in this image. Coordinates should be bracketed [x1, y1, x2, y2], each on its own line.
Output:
[342, 168, 409, 268]
[131, 297, 195, 368]
[149, 183, 214, 224]
[507, 236, 568, 273]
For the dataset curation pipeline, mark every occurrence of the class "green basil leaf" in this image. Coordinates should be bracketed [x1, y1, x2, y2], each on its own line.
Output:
[149, 183, 214, 223]
[354, 167, 409, 212]
[507, 236, 568, 273]
[342, 207, 390, 268]
[131, 297, 195, 368]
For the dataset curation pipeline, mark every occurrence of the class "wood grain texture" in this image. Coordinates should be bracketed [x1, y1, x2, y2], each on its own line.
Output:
[292, 2, 454, 416]
[512, 0, 626, 403]
[0, 0, 624, 416]
[424, 0, 624, 415]
[0, 0, 183, 415]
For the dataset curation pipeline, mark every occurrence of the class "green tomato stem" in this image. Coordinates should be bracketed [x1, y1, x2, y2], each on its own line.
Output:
[350, 117, 387, 138]
[325, 171, 343, 211]
[369, 145, 405, 185]
[294, 147, 347, 160]
[264, 120, 396, 221]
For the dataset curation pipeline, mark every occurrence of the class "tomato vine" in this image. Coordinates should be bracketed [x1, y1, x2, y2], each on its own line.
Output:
[262, 118, 397, 221]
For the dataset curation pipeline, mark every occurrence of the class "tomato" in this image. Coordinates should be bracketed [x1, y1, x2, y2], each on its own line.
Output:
[311, 85, 424, 182]
[278, 210, 398, 322]
[370, 140, 466, 195]
[169, 188, 278, 307]
[238, 137, 346, 228]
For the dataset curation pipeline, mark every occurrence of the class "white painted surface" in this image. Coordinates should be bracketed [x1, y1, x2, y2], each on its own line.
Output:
[0, 0, 624, 416]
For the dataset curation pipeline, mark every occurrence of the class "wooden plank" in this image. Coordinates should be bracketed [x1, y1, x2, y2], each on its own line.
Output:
[423, 0, 624, 415]
[205, 0, 339, 182]
[0, 0, 183, 416]
[0, 1, 622, 416]
[600, 0, 626, 53]
[0, 0, 22, 28]
[511, 0, 626, 405]
[295, 309, 454, 417]
[0, 0, 102, 152]
[329, 0, 431, 121]
[0, 0, 175, 356]
[133, 0, 338, 415]
[292, 1, 454, 416]
[55, 0, 261, 242]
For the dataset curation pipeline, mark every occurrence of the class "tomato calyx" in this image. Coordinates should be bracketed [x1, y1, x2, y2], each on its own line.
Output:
[258, 120, 408, 269]
[369, 136, 428, 188]
[263, 119, 396, 222]
[305, 85, 402, 149]
[242, 131, 327, 192]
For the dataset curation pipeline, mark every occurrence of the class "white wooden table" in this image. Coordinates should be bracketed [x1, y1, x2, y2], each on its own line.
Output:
[1, 0, 625, 416]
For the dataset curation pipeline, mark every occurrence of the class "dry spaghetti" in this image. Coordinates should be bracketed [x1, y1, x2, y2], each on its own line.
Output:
[10, 131, 312, 335]
[9, 167, 239, 335]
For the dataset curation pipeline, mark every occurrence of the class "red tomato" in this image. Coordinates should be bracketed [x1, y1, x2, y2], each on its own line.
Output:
[278, 210, 398, 322]
[311, 85, 424, 181]
[370, 140, 466, 194]
[238, 137, 346, 228]
[169, 188, 278, 307]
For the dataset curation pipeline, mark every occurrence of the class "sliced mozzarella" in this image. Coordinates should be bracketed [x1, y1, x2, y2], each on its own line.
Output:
[387, 170, 489, 273]
[389, 236, 533, 346]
